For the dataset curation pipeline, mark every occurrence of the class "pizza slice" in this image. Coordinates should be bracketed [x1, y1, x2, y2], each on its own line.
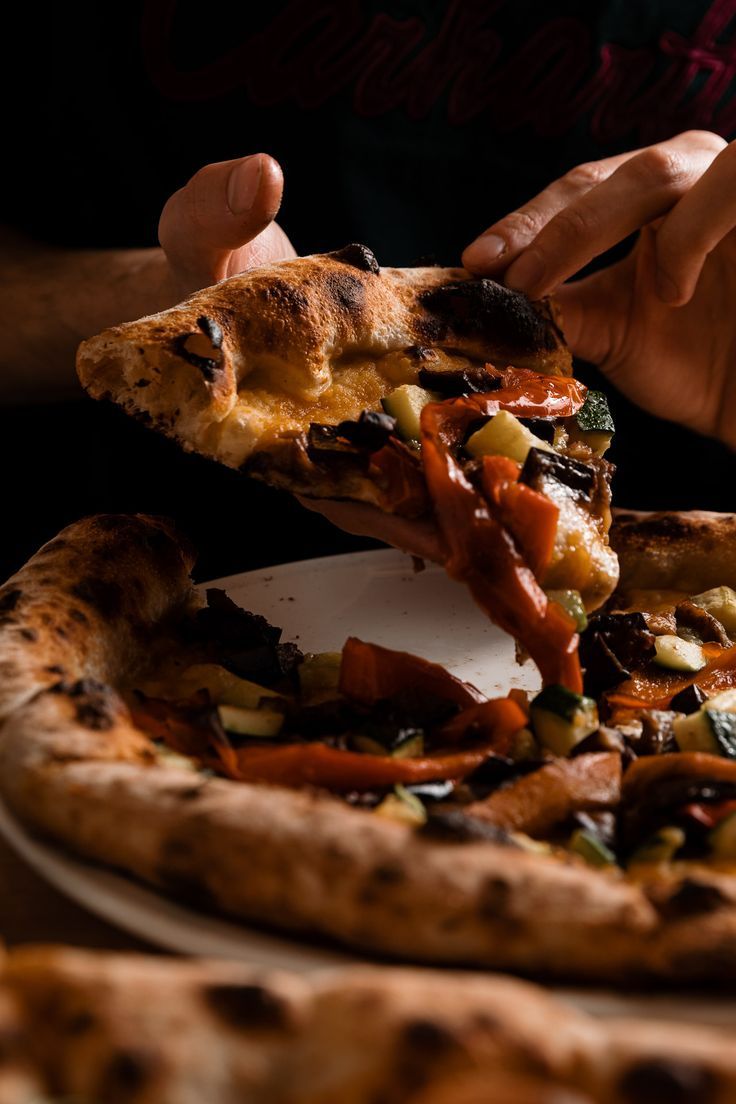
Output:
[76, 246, 619, 689]
[3, 513, 736, 983]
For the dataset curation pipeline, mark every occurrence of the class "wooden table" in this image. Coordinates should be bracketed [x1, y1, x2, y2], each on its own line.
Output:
[0, 836, 153, 951]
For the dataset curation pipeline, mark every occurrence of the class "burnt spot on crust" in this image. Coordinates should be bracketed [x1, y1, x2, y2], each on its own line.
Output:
[479, 876, 513, 920]
[618, 1058, 717, 1104]
[70, 577, 124, 620]
[50, 678, 119, 731]
[0, 588, 22, 612]
[371, 861, 406, 885]
[323, 270, 366, 314]
[19, 627, 37, 642]
[45, 664, 65, 676]
[406, 344, 438, 362]
[420, 278, 555, 350]
[205, 982, 292, 1030]
[134, 377, 151, 387]
[97, 1048, 159, 1099]
[401, 1018, 459, 1054]
[197, 314, 223, 348]
[69, 607, 89, 625]
[326, 242, 380, 274]
[657, 878, 731, 920]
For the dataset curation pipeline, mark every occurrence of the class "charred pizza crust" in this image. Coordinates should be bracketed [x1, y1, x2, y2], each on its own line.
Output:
[1, 945, 735, 1104]
[2, 515, 736, 983]
[76, 245, 570, 508]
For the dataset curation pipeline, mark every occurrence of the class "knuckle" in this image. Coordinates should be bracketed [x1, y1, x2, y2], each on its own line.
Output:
[499, 207, 546, 240]
[564, 161, 609, 191]
[677, 128, 727, 154]
[628, 145, 690, 188]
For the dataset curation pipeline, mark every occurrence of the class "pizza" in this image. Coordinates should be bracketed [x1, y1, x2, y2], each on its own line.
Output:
[76, 246, 620, 687]
[4, 513, 736, 983]
[0, 944, 734, 1104]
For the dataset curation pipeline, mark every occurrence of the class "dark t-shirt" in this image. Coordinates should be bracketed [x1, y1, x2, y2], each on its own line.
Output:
[3, 0, 736, 579]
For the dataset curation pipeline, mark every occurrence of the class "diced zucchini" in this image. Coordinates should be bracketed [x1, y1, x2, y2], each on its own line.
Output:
[530, 684, 598, 756]
[381, 384, 436, 441]
[576, 391, 615, 433]
[629, 826, 685, 865]
[298, 651, 342, 705]
[508, 832, 554, 855]
[546, 589, 587, 631]
[653, 634, 706, 673]
[674, 689, 736, 756]
[374, 785, 427, 826]
[510, 727, 540, 761]
[465, 409, 554, 464]
[569, 828, 616, 868]
[691, 586, 736, 633]
[710, 811, 736, 859]
[217, 704, 284, 738]
[351, 734, 389, 757]
[180, 664, 280, 709]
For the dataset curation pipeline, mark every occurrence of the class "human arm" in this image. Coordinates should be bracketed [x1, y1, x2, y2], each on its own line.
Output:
[0, 154, 295, 403]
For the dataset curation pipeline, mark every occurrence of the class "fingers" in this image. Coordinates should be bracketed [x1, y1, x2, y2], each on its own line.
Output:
[159, 153, 291, 294]
[462, 149, 638, 275]
[296, 496, 445, 563]
[654, 140, 736, 304]
[463, 131, 726, 299]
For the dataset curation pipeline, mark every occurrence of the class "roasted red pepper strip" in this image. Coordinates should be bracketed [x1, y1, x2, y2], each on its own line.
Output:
[217, 700, 525, 790]
[607, 643, 736, 713]
[420, 379, 583, 691]
[481, 456, 559, 578]
[682, 800, 736, 830]
[339, 636, 485, 707]
[369, 438, 430, 516]
[440, 697, 527, 751]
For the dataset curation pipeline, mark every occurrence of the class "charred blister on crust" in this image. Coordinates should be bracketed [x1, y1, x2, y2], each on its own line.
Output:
[618, 1058, 717, 1104]
[323, 270, 366, 314]
[70, 577, 124, 620]
[49, 678, 120, 731]
[657, 879, 731, 920]
[420, 279, 554, 350]
[97, 1048, 159, 1097]
[174, 317, 225, 382]
[327, 242, 380, 274]
[204, 982, 293, 1030]
[0, 588, 22, 612]
[401, 1018, 459, 1055]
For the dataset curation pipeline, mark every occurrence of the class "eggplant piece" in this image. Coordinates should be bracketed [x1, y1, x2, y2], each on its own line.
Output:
[519, 446, 597, 499]
[579, 613, 656, 697]
[335, 410, 397, 450]
[417, 365, 501, 396]
[518, 417, 556, 443]
[670, 683, 708, 714]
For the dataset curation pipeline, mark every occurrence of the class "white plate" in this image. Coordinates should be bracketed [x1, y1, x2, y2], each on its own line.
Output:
[1, 549, 734, 1025]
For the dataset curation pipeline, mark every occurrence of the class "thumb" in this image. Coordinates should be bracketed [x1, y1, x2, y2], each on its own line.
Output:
[554, 264, 628, 368]
[158, 153, 287, 293]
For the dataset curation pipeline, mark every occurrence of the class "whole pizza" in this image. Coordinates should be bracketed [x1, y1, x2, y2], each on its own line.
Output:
[3, 247, 736, 1088]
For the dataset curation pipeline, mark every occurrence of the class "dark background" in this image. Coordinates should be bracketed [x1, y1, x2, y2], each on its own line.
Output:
[2, 0, 735, 581]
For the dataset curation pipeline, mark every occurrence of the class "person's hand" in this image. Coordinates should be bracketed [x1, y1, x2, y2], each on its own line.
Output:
[462, 130, 736, 448]
[297, 495, 445, 563]
[159, 153, 296, 300]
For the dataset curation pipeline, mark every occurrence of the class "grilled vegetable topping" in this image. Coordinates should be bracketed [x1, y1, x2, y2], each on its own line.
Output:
[530, 684, 598, 755]
[546, 589, 587, 632]
[630, 826, 685, 865]
[381, 384, 436, 441]
[519, 446, 597, 500]
[674, 701, 736, 758]
[417, 365, 500, 396]
[576, 390, 615, 434]
[579, 613, 656, 697]
[670, 683, 708, 715]
[465, 410, 554, 464]
[653, 634, 707, 673]
[217, 704, 285, 738]
[710, 810, 736, 858]
[691, 586, 736, 633]
[569, 827, 616, 867]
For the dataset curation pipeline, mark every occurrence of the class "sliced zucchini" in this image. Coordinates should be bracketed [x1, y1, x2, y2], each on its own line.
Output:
[574, 391, 615, 457]
[298, 651, 342, 705]
[691, 586, 736, 633]
[569, 828, 616, 868]
[217, 704, 285, 738]
[465, 409, 554, 464]
[178, 664, 280, 708]
[381, 384, 436, 442]
[710, 811, 736, 859]
[629, 826, 685, 865]
[674, 708, 736, 758]
[391, 732, 425, 759]
[529, 684, 598, 756]
[653, 634, 706, 673]
[374, 785, 427, 826]
[546, 589, 587, 632]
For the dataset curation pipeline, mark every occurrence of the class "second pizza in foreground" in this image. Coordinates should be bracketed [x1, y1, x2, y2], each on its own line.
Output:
[3, 513, 736, 982]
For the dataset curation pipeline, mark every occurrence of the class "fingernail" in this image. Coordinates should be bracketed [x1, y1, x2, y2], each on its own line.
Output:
[505, 250, 545, 294]
[227, 154, 263, 215]
[656, 267, 679, 304]
[464, 233, 507, 269]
